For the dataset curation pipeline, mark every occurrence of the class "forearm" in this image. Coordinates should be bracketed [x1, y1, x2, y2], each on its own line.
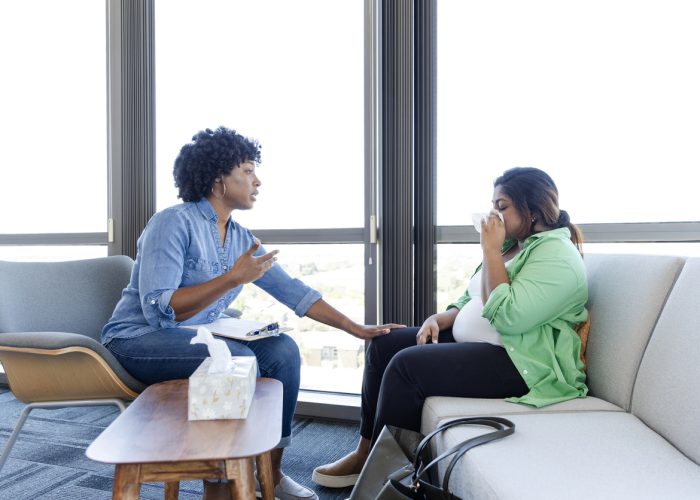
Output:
[432, 308, 459, 330]
[482, 249, 509, 302]
[305, 299, 358, 334]
[170, 272, 240, 322]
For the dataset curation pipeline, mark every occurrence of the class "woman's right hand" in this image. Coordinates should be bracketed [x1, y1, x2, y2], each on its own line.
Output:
[228, 239, 279, 286]
[416, 315, 440, 345]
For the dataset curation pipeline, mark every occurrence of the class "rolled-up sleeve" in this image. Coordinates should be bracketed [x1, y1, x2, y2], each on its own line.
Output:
[482, 245, 583, 335]
[447, 289, 471, 311]
[137, 211, 189, 328]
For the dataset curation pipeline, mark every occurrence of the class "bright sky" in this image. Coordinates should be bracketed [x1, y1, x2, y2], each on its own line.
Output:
[2, 0, 699, 235]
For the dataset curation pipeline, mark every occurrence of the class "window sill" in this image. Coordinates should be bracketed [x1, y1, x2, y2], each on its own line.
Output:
[0, 368, 362, 422]
[295, 390, 360, 422]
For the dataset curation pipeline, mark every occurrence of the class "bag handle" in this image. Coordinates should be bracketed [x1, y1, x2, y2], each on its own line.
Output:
[440, 418, 514, 497]
[411, 417, 515, 497]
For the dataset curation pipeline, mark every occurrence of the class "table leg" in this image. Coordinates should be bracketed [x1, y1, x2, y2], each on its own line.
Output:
[164, 481, 180, 500]
[225, 457, 255, 500]
[255, 452, 275, 500]
[112, 464, 141, 500]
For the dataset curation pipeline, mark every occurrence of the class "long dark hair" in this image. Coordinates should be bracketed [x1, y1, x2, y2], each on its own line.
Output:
[494, 167, 583, 254]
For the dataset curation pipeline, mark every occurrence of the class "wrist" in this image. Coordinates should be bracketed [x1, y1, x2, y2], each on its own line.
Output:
[225, 270, 241, 289]
[345, 320, 361, 336]
[483, 247, 503, 260]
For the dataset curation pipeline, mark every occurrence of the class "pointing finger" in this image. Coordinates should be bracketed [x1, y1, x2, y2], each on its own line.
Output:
[258, 249, 279, 263]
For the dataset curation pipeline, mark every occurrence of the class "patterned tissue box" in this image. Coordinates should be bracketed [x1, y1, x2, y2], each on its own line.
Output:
[188, 356, 257, 420]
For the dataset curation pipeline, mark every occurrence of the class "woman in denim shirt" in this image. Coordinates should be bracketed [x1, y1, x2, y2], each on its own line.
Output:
[102, 126, 401, 500]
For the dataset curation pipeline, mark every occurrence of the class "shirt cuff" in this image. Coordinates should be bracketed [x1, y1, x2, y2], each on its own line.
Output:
[294, 289, 322, 317]
[447, 294, 471, 311]
[143, 289, 177, 328]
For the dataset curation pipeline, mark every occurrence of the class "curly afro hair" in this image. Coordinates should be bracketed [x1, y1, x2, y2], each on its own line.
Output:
[173, 126, 262, 202]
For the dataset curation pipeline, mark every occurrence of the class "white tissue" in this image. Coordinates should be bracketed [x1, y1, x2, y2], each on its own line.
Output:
[472, 211, 504, 233]
[190, 326, 234, 374]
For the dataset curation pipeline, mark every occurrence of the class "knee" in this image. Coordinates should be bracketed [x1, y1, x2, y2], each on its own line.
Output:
[366, 333, 392, 366]
[384, 347, 414, 380]
[277, 333, 300, 360]
[266, 334, 301, 372]
[366, 328, 413, 368]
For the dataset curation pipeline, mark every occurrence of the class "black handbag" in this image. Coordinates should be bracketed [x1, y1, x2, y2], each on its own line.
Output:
[350, 417, 515, 500]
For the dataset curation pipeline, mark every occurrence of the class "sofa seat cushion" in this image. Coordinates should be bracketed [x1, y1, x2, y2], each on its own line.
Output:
[433, 411, 700, 500]
[421, 396, 622, 434]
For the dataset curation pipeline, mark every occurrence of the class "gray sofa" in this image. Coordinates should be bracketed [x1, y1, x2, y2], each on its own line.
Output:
[421, 253, 700, 499]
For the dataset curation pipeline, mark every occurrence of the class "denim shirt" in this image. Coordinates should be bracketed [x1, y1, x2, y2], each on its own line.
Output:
[102, 199, 321, 344]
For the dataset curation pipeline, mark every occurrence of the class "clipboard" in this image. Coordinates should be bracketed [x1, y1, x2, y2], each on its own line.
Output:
[183, 317, 292, 341]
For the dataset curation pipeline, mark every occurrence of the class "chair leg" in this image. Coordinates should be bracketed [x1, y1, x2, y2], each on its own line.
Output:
[0, 398, 127, 474]
[0, 404, 34, 473]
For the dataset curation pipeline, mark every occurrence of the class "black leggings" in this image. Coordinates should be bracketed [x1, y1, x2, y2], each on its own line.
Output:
[360, 327, 529, 443]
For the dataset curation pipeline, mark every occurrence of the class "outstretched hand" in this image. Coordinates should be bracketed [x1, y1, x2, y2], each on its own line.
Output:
[349, 323, 406, 340]
[229, 239, 279, 286]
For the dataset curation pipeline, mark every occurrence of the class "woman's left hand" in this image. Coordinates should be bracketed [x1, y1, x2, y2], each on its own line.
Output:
[480, 210, 506, 253]
[348, 323, 406, 340]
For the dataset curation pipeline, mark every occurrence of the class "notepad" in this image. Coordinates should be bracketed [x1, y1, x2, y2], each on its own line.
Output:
[183, 317, 292, 341]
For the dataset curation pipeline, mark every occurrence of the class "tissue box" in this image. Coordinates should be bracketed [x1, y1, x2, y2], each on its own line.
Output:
[188, 356, 257, 420]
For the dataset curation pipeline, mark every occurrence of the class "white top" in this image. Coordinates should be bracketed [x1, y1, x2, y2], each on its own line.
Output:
[451, 266, 509, 346]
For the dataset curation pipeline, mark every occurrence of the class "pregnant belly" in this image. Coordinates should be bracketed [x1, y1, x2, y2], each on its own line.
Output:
[451, 299, 503, 346]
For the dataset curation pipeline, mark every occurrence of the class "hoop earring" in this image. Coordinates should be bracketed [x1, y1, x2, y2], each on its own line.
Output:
[211, 182, 226, 199]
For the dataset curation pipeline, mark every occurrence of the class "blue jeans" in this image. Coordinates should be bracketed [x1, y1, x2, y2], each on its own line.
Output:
[106, 328, 300, 447]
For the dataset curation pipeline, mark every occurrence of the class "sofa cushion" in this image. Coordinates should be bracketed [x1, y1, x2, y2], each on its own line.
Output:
[583, 253, 684, 410]
[434, 412, 700, 500]
[632, 257, 700, 465]
[420, 396, 621, 434]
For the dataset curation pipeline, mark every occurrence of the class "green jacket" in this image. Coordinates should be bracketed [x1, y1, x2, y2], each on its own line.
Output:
[449, 227, 588, 407]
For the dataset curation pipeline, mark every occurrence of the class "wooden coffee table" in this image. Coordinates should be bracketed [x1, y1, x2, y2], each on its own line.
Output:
[86, 378, 282, 499]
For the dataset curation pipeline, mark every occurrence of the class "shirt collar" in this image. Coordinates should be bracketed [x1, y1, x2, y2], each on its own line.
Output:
[194, 198, 236, 230]
[523, 227, 571, 248]
[195, 198, 218, 222]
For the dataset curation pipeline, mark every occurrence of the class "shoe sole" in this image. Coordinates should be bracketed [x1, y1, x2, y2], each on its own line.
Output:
[311, 469, 359, 488]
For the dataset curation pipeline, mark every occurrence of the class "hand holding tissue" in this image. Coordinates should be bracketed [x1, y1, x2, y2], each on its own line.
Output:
[472, 211, 504, 233]
[188, 326, 257, 420]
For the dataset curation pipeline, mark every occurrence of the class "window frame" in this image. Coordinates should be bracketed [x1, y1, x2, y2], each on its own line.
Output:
[4, 0, 700, 416]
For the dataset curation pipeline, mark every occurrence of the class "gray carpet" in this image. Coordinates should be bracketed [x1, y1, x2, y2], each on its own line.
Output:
[0, 387, 357, 499]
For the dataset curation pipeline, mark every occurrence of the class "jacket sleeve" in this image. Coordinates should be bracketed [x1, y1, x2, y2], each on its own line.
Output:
[482, 242, 584, 335]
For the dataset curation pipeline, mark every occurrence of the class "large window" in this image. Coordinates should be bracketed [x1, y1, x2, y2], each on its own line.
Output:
[155, 0, 368, 393]
[437, 0, 700, 226]
[155, 0, 364, 230]
[231, 244, 365, 393]
[434, 1, 700, 317]
[435, 0, 700, 296]
[0, 0, 107, 236]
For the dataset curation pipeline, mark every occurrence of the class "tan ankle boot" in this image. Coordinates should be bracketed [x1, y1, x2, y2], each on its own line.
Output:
[311, 451, 366, 488]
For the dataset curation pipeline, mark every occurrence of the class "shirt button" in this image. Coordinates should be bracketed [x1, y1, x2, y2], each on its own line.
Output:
[509, 347, 515, 352]
[523, 369, 528, 375]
